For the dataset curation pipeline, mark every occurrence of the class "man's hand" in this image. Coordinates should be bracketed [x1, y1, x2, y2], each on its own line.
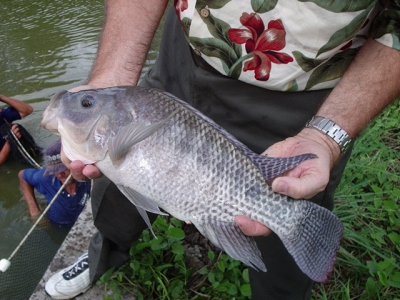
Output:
[236, 127, 341, 237]
[235, 216, 272, 236]
[60, 152, 102, 182]
[11, 124, 21, 139]
[263, 127, 340, 200]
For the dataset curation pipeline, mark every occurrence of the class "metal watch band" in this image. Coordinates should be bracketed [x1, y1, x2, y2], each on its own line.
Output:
[305, 116, 352, 153]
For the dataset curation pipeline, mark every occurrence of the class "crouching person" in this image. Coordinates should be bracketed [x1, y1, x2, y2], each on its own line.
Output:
[18, 140, 91, 226]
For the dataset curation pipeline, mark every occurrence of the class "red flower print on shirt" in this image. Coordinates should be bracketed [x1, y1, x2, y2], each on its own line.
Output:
[228, 13, 293, 81]
[174, 0, 188, 18]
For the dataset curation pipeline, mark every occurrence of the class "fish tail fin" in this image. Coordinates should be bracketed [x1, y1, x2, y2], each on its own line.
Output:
[281, 201, 343, 282]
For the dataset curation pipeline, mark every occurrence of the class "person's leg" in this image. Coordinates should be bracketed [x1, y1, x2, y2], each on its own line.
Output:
[88, 176, 158, 283]
[250, 234, 313, 300]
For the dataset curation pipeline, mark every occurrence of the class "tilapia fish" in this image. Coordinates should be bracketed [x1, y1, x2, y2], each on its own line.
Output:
[41, 86, 342, 282]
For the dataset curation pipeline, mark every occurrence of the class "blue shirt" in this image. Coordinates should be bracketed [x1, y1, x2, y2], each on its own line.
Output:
[22, 168, 91, 226]
[0, 106, 21, 150]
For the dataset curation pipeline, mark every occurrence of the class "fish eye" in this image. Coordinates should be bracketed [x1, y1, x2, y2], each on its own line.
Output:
[81, 96, 94, 108]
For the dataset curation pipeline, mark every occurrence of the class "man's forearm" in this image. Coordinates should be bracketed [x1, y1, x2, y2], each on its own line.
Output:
[317, 38, 400, 139]
[18, 171, 41, 216]
[0, 142, 11, 165]
[88, 0, 169, 87]
[0, 94, 33, 117]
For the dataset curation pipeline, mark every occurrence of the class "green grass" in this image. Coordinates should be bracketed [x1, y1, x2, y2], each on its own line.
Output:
[312, 99, 400, 300]
[98, 100, 399, 300]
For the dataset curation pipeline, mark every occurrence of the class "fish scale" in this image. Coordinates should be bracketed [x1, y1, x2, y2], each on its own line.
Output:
[41, 86, 343, 282]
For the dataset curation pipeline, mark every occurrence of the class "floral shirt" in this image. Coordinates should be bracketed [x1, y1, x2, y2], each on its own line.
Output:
[174, 0, 400, 91]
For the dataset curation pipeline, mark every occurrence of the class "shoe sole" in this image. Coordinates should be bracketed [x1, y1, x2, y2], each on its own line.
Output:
[45, 285, 91, 300]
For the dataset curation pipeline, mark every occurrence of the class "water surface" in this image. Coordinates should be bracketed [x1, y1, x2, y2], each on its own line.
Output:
[1, 0, 161, 297]
[0, 0, 104, 298]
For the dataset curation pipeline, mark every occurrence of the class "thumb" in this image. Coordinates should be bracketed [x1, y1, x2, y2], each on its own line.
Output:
[272, 175, 325, 200]
[234, 216, 271, 237]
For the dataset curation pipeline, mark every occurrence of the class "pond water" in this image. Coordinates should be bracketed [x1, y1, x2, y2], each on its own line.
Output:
[1, 0, 104, 259]
[0, 0, 159, 297]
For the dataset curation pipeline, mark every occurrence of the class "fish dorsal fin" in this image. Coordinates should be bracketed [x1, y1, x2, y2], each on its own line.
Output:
[247, 153, 317, 182]
[117, 185, 168, 238]
[108, 111, 177, 165]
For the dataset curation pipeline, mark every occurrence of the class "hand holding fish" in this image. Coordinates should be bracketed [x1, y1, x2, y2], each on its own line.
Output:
[262, 127, 341, 200]
[236, 128, 340, 238]
[235, 216, 272, 236]
[61, 157, 102, 181]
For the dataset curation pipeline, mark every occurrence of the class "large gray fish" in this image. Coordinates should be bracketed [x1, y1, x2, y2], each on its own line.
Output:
[41, 86, 342, 282]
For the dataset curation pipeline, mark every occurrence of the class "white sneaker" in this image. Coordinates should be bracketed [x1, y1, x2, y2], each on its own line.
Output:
[45, 252, 91, 299]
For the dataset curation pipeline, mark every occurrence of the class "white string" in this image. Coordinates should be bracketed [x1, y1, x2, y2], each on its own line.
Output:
[7, 174, 73, 261]
[8, 128, 41, 169]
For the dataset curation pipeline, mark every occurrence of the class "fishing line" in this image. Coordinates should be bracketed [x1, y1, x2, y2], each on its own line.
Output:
[0, 174, 73, 272]
[1, 119, 41, 168]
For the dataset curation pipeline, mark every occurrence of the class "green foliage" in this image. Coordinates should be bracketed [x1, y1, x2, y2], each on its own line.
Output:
[98, 216, 250, 299]
[312, 99, 400, 299]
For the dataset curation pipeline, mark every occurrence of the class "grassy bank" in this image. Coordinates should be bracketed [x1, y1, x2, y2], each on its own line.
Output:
[313, 99, 400, 300]
[99, 100, 399, 300]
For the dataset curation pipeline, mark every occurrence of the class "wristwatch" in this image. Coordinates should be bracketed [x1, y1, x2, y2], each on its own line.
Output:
[305, 116, 352, 153]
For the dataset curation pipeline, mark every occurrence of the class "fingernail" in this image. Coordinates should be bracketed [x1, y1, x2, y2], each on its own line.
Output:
[274, 180, 288, 194]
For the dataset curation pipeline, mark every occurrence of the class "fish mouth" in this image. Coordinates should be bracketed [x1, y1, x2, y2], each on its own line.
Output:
[41, 110, 59, 133]
[41, 90, 68, 133]
[58, 114, 107, 164]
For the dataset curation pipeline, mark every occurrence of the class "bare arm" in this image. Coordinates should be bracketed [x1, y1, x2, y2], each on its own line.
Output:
[319, 38, 400, 140]
[65, 0, 169, 178]
[84, 0, 169, 88]
[240, 39, 400, 237]
[265, 38, 400, 200]
[0, 142, 12, 165]
[18, 170, 41, 217]
[0, 94, 33, 118]
[0, 124, 22, 165]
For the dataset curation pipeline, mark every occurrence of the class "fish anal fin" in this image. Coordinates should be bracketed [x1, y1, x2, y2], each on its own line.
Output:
[193, 218, 266, 272]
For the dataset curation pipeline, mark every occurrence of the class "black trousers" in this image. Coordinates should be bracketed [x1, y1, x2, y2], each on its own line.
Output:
[87, 7, 352, 300]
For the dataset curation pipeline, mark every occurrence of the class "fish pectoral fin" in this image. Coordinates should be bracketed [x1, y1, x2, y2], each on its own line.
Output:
[193, 218, 266, 272]
[108, 112, 177, 165]
[248, 153, 317, 182]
